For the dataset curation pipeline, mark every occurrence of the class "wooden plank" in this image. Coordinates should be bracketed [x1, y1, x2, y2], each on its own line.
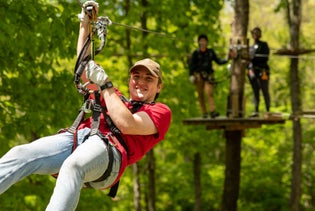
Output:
[206, 123, 262, 131]
[183, 117, 285, 131]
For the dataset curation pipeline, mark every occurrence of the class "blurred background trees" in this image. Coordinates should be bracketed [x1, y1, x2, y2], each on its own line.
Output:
[1, 0, 315, 210]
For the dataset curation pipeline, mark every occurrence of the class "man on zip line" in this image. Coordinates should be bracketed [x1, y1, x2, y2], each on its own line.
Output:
[0, 1, 171, 210]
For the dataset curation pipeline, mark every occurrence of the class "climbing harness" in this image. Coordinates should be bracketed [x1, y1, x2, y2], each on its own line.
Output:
[54, 1, 127, 198]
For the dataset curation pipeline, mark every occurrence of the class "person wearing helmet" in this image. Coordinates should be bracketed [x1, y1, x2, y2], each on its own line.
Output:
[247, 27, 270, 117]
[189, 34, 230, 118]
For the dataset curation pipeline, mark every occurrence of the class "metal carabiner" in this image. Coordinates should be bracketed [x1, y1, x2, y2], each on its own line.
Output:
[83, 99, 94, 113]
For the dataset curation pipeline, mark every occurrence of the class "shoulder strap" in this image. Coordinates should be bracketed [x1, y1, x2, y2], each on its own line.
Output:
[90, 91, 102, 136]
[101, 96, 146, 198]
[102, 96, 146, 153]
[108, 181, 120, 198]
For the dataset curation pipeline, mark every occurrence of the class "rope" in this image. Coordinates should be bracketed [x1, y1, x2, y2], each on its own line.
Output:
[111, 21, 177, 39]
[255, 53, 315, 60]
[110, 21, 315, 61]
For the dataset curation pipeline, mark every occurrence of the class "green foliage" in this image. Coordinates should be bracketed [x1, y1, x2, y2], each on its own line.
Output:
[0, 175, 54, 210]
[239, 124, 292, 210]
[1, 0, 315, 210]
[0, 0, 80, 142]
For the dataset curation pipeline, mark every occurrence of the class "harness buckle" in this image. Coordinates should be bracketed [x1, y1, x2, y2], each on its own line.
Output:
[92, 103, 102, 113]
[83, 99, 94, 113]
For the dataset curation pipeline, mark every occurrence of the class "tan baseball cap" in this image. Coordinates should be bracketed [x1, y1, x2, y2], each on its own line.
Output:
[129, 58, 162, 82]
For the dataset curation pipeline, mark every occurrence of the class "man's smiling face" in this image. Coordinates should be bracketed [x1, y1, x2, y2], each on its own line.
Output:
[129, 67, 162, 103]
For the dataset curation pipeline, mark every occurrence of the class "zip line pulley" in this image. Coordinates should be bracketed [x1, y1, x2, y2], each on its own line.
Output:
[74, 0, 112, 96]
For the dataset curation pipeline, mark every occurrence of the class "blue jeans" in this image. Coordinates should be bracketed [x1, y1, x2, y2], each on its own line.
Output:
[0, 128, 121, 211]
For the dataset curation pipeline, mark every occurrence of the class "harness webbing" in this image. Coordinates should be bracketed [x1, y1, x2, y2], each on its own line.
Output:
[102, 96, 130, 153]
[90, 91, 102, 136]
[65, 93, 146, 198]
[68, 110, 85, 133]
[90, 137, 113, 183]
[84, 133, 114, 191]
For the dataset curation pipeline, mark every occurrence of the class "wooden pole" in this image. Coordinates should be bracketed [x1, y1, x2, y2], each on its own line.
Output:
[222, 0, 249, 210]
[221, 131, 242, 211]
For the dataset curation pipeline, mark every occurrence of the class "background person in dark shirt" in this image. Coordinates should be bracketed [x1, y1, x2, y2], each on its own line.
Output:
[189, 34, 230, 118]
[247, 27, 270, 117]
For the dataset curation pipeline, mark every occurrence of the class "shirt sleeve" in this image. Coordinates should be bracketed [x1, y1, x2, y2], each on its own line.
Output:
[143, 103, 172, 139]
[211, 49, 228, 65]
[189, 50, 199, 75]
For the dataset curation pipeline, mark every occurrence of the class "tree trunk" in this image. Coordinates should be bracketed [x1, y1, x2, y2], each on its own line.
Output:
[221, 0, 249, 210]
[285, 0, 303, 210]
[221, 131, 242, 211]
[133, 163, 141, 211]
[194, 152, 202, 211]
[147, 149, 156, 211]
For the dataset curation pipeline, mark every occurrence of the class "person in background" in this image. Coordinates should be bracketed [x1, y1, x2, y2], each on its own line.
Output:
[189, 34, 230, 118]
[247, 27, 270, 117]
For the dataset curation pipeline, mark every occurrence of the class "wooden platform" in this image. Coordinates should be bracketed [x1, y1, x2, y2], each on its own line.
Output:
[183, 116, 286, 131]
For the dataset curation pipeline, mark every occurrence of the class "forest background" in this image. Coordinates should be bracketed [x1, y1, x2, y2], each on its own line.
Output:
[1, 0, 315, 210]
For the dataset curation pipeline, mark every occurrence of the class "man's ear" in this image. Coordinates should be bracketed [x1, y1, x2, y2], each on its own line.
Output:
[157, 83, 163, 92]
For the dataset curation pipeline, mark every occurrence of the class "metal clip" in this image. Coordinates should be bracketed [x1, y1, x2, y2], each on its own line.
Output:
[83, 99, 94, 113]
